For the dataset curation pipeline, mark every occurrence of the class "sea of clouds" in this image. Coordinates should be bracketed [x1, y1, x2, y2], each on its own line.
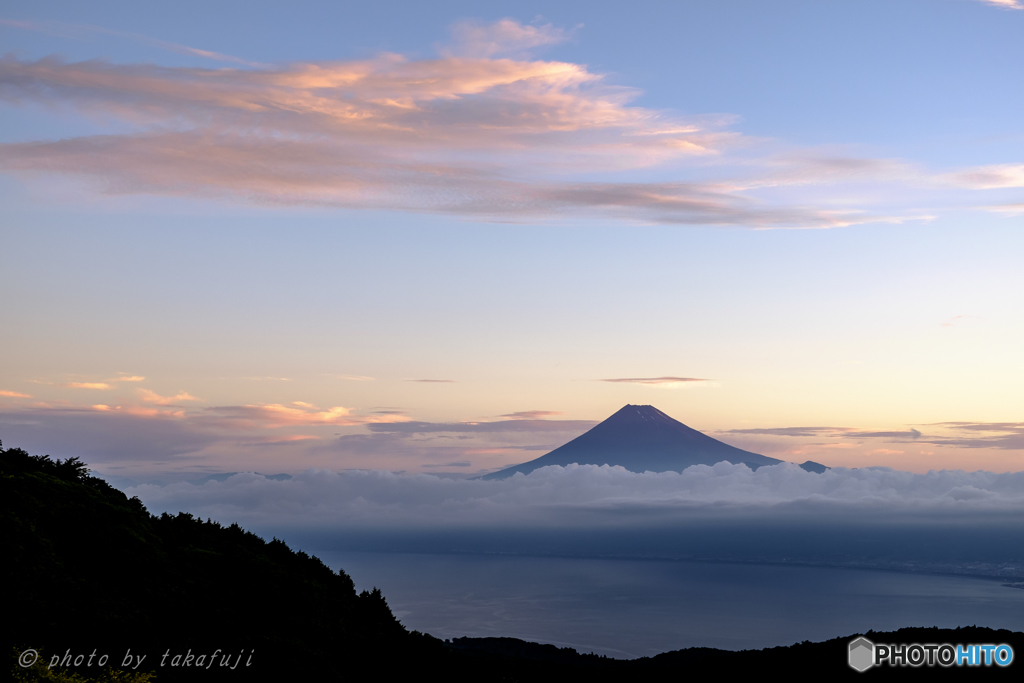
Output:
[126, 462, 1024, 531]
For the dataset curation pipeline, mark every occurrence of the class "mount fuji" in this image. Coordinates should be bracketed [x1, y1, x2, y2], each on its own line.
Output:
[481, 404, 823, 480]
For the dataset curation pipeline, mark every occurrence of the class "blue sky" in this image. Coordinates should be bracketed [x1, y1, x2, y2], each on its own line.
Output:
[1, 0, 1022, 480]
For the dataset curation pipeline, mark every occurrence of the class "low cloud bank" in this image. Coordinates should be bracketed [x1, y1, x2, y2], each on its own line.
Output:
[127, 462, 1024, 531]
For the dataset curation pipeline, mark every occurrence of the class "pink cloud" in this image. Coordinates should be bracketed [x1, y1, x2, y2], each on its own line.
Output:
[941, 315, 980, 327]
[446, 18, 572, 58]
[500, 410, 564, 419]
[0, 20, 1007, 228]
[66, 382, 111, 389]
[598, 376, 712, 386]
[0, 390, 32, 398]
[982, 203, 1024, 216]
[241, 435, 322, 446]
[8, 396, 407, 434]
[945, 164, 1024, 189]
[203, 402, 411, 428]
[0, 18, 266, 66]
[90, 404, 184, 418]
[0, 22, 907, 230]
[973, 0, 1023, 9]
[139, 389, 202, 405]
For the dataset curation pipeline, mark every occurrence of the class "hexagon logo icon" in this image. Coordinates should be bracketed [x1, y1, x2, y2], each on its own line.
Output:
[849, 637, 874, 672]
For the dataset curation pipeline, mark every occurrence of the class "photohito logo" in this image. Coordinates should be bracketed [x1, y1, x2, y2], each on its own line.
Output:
[848, 636, 1014, 671]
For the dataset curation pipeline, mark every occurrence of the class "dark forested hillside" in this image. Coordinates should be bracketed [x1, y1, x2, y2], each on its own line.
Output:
[2, 443, 434, 681]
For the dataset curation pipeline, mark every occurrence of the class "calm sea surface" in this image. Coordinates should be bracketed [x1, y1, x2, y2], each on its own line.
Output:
[313, 551, 1024, 658]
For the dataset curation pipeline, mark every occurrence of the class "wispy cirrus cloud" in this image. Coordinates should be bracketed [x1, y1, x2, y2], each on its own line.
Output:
[327, 431, 556, 469]
[725, 426, 923, 440]
[0, 19, 997, 228]
[446, 18, 572, 58]
[500, 410, 564, 419]
[240, 435, 321, 447]
[0, 18, 267, 66]
[848, 429, 923, 439]
[0, 390, 32, 398]
[405, 379, 456, 383]
[945, 163, 1024, 189]
[366, 418, 596, 434]
[920, 422, 1024, 450]
[724, 423, 1024, 452]
[982, 203, 1024, 216]
[203, 402, 409, 428]
[598, 376, 711, 386]
[724, 426, 843, 438]
[28, 374, 145, 389]
[0, 37, 735, 213]
[941, 314, 980, 327]
[972, 0, 1023, 10]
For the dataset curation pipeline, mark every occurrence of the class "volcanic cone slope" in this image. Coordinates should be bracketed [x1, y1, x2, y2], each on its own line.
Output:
[481, 405, 781, 480]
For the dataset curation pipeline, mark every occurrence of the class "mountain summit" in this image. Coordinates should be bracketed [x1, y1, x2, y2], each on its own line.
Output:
[480, 404, 782, 480]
